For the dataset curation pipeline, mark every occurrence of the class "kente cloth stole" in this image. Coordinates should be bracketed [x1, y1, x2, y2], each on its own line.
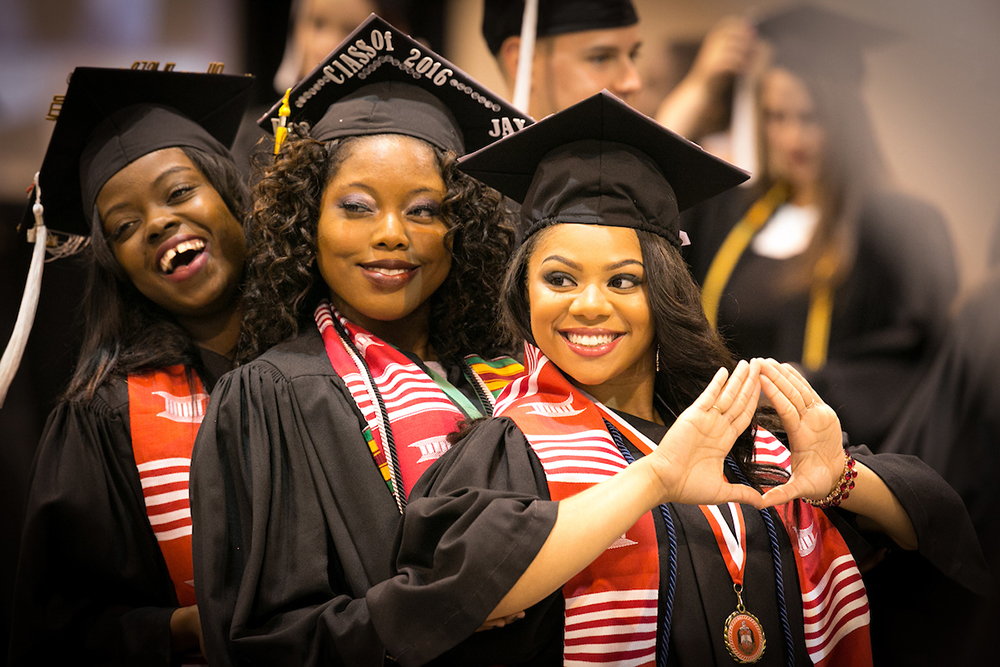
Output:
[127, 365, 208, 608]
[315, 301, 468, 503]
[755, 432, 873, 667]
[495, 343, 660, 667]
[464, 354, 525, 400]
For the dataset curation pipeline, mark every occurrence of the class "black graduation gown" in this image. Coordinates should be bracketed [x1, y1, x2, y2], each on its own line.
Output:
[682, 186, 958, 448]
[189, 328, 552, 667]
[389, 413, 988, 667]
[7, 350, 231, 667]
[878, 269, 1000, 663]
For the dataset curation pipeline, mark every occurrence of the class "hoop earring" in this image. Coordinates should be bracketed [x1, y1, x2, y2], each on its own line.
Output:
[655, 346, 660, 373]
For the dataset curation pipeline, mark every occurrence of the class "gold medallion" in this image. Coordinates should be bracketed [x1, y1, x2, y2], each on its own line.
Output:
[724, 608, 766, 663]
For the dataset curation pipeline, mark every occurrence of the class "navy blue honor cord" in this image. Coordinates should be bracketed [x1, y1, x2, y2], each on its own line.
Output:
[604, 420, 677, 667]
[604, 420, 795, 667]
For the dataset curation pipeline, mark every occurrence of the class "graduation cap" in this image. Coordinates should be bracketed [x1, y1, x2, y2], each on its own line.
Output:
[756, 4, 897, 84]
[1, 66, 253, 408]
[25, 67, 254, 238]
[727, 5, 896, 175]
[459, 91, 749, 248]
[259, 14, 532, 156]
[481, 0, 639, 55]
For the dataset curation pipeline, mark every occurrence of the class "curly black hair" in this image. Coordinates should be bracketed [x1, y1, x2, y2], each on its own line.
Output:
[501, 226, 784, 488]
[237, 124, 516, 363]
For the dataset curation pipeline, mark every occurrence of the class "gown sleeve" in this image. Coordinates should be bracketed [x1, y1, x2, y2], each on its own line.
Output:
[8, 388, 178, 667]
[191, 355, 409, 667]
[370, 417, 560, 667]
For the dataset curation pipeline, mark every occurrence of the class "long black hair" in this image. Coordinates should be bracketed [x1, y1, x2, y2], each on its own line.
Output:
[64, 146, 249, 402]
[237, 124, 516, 364]
[501, 225, 782, 487]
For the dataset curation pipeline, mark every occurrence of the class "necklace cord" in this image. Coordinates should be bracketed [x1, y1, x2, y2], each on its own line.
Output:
[332, 316, 407, 511]
[605, 420, 677, 667]
[726, 458, 795, 667]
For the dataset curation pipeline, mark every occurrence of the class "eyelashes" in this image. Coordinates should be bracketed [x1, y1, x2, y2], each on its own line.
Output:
[542, 272, 644, 290]
[335, 196, 442, 220]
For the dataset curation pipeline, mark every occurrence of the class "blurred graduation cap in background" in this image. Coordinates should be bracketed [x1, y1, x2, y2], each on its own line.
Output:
[757, 3, 897, 85]
[459, 90, 749, 248]
[259, 14, 531, 156]
[729, 3, 898, 175]
[481, 0, 638, 55]
[1, 66, 253, 406]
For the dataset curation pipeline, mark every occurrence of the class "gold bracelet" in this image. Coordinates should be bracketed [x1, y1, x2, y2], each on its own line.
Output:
[804, 450, 857, 509]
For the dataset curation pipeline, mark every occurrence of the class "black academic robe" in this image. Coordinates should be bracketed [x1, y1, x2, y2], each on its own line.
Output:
[682, 187, 958, 448]
[878, 269, 1000, 663]
[7, 351, 230, 667]
[388, 414, 988, 667]
[190, 328, 551, 667]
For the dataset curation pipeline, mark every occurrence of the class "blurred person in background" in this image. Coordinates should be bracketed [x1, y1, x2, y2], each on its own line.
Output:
[678, 6, 958, 450]
[480, 0, 643, 118]
[8, 66, 252, 665]
[877, 215, 1000, 664]
[232, 0, 411, 171]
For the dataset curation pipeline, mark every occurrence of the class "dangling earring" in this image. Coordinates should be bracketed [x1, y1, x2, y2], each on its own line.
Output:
[655, 346, 660, 373]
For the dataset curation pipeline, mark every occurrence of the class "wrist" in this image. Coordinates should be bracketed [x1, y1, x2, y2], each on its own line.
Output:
[804, 450, 857, 509]
[635, 452, 676, 507]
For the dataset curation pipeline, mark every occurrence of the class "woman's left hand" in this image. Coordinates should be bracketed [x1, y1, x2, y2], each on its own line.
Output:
[757, 359, 845, 507]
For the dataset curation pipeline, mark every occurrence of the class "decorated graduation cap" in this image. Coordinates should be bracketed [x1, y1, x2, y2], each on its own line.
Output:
[1, 65, 253, 407]
[459, 91, 749, 248]
[259, 14, 532, 156]
[481, 0, 639, 55]
[756, 4, 896, 84]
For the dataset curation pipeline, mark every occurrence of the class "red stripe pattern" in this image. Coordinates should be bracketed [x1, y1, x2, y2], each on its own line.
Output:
[497, 343, 659, 667]
[127, 367, 204, 608]
[758, 432, 873, 667]
[316, 302, 464, 501]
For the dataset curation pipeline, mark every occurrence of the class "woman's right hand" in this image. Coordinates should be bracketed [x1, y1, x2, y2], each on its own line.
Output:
[643, 358, 764, 508]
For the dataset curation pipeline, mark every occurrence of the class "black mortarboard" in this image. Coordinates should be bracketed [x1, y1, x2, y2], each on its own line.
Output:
[24, 67, 253, 238]
[459, 91, 749, 247]
[259, 14, 532, 156]
[756, 4, 897, 84]
[481, 0, 639, 55]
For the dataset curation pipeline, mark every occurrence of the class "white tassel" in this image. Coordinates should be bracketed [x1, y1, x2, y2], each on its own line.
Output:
[512, 0, 539, 114]
[0, 173, 47, 408]
[729, 72, 758, 179]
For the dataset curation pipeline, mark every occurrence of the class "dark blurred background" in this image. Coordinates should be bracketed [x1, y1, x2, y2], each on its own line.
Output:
[1, 0, 998, 660]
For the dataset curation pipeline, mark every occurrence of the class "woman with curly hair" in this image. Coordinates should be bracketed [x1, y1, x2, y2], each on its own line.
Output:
[9, 67, 252, 664]
[189, 16, 532, 666]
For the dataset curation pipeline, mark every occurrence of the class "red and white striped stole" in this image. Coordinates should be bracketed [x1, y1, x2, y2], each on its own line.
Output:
[496, 344, 660, 667]
[755, 432, 873, 667]
[127, 365, 207, 607]
[315, 301, 467, 502]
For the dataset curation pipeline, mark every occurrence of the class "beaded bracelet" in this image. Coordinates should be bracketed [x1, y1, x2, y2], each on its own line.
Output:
[804, 450, 857, 508]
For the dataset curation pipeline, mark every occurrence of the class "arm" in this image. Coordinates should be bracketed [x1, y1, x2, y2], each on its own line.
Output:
[489, 359, 766, 620]
[758, 359, 917, 549]
[655, 16, 757, 141]
[9, 394, 179, 667]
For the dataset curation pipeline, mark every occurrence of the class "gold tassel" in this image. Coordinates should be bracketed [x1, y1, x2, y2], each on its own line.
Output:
[273, 88, 291, 155]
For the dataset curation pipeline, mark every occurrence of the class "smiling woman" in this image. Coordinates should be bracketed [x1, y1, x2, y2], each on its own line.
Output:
[188, 15, 535, 667]
[9, 67, 253, 665]
[379, 92, 988, 667]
